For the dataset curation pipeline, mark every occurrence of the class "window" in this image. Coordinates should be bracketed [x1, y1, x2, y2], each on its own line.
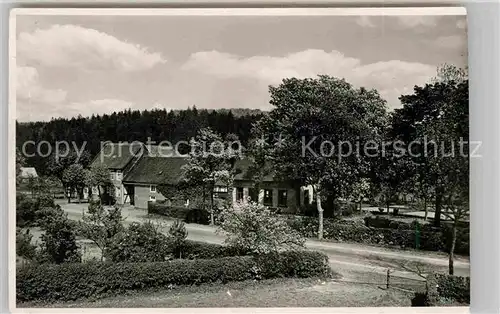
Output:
[149, 195, 156, 202]
[236, 187, 244, 201]
[278, 190, 288, 207]
[263, 189, 273, 206]
[214, 186, 228, 193]
[150, 185, 157, 193]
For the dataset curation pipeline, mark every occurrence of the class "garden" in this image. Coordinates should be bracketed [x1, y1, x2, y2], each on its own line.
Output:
[16, 196, 332, 305]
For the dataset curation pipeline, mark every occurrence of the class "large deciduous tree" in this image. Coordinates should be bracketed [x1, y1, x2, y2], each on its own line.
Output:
[182, 128, 241, 225]
[255, 76, 388, 239]
[392, 66, 468, 227]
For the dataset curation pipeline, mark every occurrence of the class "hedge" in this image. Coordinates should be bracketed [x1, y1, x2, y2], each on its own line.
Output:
[179, 240, 250, 259]
[286, 216, 469, 255]
[411, 273, 470, 306]
[17, 251, 331, 302]
[148, 202, 210, 225]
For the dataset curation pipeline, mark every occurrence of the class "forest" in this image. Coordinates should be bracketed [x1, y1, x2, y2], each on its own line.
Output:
[16, 107, 264, 175]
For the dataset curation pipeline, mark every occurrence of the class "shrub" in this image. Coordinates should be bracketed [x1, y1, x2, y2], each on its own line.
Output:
[412, 273, 470, 306]
[16, 228, 37, 260]
[16, 250, 331, 302]
[38, 210, 81, 264]
[169, 220, 188, 258]
[340, 202, 359, 217]
[107, 221, 173, 262]
[78, 202, 125, 261]
[16, 195, 37, 227]
[218, 201, 305, 254]
[435, 274, 470, 304]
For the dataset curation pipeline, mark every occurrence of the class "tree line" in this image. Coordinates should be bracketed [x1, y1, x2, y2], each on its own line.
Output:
[16, 107, 263, 176]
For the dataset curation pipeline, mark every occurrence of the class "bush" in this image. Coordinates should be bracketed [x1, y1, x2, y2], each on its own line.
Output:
[37, 208, 81, 264]
[17, 250, 331, 302]
[148, 202, 210, 225]
[78, 202, 125, 261]
[107, 222, 173, 262]
[218, 201, 305, 254]
[340, 202, 359, 217]
[16, 195, 37, 228]
[16, 228, 37, 260]
[169, 220, 188, 258]
[16, 193, 60, 228]
[435, 274, 470, 304]
[412, 273, 470, 306]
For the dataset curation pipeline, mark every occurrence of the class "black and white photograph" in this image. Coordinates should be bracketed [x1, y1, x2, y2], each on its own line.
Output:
[11, 7, 469, 309]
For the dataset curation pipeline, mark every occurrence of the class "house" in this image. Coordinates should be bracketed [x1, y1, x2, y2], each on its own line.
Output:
[90, 142, 146, 204]
[122, 157, 188, 209]
[230, 159, 313, 213]
[19, 167, 38, 181]
[91, 142, 187, 205]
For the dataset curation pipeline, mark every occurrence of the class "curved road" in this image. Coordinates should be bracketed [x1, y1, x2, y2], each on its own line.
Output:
[59, 201, 470, 281]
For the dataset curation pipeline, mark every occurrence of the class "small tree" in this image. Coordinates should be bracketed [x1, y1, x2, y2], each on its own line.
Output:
[350, 178, 371, 212]
[89, 164, 112, 202]
[62, 163, 86, 203]
[217, 201, 305, 254]
[168, 219, 188, 258]
[38, 209, 81, 264]
[78, 201, 125, 261]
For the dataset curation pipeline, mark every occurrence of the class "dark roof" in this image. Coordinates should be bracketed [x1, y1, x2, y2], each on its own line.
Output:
[122, 157, 188, 185]
[233, 158, 275, 182]
[91, 142, 144, 170]
[146, 145, 185, 158]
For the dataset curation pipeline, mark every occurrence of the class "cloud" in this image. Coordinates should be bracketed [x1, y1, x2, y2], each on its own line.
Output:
[182, 49, 437, 108]
[16, 66, 69, 121]
[435, 35, 466, 49]
[17, 24, 166, 72]
[17, 66, 67, 104]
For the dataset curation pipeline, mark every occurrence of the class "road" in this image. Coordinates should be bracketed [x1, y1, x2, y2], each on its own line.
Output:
[58, 201, 470, 281]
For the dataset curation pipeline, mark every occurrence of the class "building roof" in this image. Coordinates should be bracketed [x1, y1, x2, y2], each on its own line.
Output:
[91, 142, 145, 170]
[146, 145, 186, 158]
[20, 167, 38, 178]
[233, 158, 275, 182]
[122, 157, 188, 185]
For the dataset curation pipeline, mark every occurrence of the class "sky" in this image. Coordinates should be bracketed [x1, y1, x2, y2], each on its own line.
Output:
[15, 13, 467, 122]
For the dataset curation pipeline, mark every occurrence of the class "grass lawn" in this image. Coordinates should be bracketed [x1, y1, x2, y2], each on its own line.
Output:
[18, 277, 414, 308]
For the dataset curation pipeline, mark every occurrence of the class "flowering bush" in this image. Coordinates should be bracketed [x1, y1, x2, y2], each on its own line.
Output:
[217, 201, 305, 254]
